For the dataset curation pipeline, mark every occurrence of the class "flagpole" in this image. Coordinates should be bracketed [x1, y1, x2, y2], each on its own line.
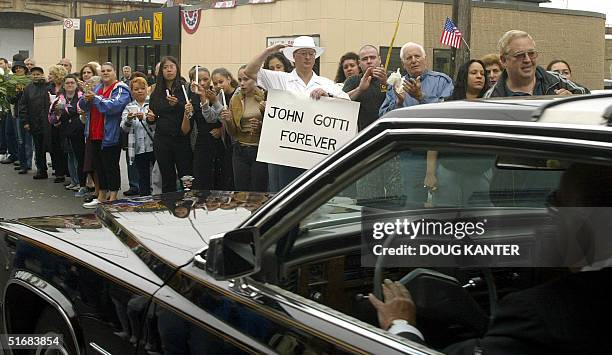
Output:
[383, 0, 405, 73]
[460, 36, 471, 52]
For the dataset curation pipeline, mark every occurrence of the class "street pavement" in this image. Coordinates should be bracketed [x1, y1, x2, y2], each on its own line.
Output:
[0, 153, 131, 220]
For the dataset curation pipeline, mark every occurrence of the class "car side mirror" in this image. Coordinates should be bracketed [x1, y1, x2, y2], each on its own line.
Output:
[202, 227, 260, 281]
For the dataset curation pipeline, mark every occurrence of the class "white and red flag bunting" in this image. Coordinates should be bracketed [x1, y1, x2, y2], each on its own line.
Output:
[181, 8, 202, 34]
[440, 17, 462, 49]
[213, 0, 237, 8]
[249, 0, 275, 3]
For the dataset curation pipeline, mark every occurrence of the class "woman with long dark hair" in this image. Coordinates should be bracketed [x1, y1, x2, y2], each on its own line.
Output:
[264, 52, 293, 73]
[262, 53, 292, 192]
[426, 59, 491, 207]
[187, 66, 225, 191]
[449, 59, 488, 101]
[211, 67, 239, 191]
[148, 56, 193, 193]
[334, 52, 361, 85]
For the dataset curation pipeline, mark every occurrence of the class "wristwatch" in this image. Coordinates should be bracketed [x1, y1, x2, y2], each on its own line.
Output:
[390, 319, 409, 329]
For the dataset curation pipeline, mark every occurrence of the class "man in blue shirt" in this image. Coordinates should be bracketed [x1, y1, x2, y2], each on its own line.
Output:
[379, 43, 454, 208]
[379, 42, 453, 116]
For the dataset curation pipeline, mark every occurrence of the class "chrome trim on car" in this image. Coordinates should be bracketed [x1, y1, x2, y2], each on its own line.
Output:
[3, 277, 81, 355]
[89, 342, 112, 355]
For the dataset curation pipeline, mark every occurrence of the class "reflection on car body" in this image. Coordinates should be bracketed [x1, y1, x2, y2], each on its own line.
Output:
[0, 94, 611, 354]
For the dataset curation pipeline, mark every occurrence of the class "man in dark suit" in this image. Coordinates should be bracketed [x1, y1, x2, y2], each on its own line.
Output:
[370, 163, 612, 354]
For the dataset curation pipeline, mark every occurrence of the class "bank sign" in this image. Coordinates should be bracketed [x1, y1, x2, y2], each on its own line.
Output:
[74, 7, 180, 47]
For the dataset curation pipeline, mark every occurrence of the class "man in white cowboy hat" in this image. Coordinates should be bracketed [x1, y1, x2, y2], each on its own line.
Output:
[244, 35, 350, 189]
[245, 36, 349, 101]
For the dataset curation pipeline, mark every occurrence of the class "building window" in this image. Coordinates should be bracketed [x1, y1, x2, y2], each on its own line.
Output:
[379, 46, 403, 74]
[433, 49, 451, 77]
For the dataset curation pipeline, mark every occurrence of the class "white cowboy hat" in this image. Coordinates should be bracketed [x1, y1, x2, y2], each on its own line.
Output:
[281, 36, 325, 62]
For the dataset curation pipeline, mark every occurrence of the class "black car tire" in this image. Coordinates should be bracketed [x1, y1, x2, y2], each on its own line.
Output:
[30, 307, 75, 355]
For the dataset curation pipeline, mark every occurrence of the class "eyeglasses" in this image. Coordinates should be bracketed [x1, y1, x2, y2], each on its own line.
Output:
[506, 50, 538, 60]
[295, 50, 316, 58]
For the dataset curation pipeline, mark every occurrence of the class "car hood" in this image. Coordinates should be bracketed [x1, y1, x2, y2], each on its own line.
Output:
[16, 190, 271, 281]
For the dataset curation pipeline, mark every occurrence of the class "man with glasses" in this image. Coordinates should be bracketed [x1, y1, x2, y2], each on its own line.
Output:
[343, 45, 388, 131]
[379, 42, 453, 116]
[485, 30, 588, 98]
[245, 36, 349, 189]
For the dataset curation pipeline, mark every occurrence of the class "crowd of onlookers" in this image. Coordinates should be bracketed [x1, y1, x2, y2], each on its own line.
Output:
[0, 29, 589, 209]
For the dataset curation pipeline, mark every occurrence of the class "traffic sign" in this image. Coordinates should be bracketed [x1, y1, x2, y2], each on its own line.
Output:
[63, 18, 80, 30]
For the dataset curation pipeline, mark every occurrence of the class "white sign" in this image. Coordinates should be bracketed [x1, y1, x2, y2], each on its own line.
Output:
[63, 18, 80, 30]
[257, 89, 360, 170]
[266, 35, 320, 47]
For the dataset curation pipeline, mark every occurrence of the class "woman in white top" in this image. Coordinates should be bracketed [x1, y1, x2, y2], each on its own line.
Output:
[244, 36, 350, 189]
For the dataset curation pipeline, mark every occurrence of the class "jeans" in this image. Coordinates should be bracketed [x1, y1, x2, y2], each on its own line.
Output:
[126, 150, 139, 192]
[0, 114, 6, 154]
[134, 152, 155, 196]
[15, 117, 32, 170]
[267, 163, 280, 193]
[66, 151, 80, 186]
[4, 113, 18, 160]
[278, 166, 305, 190]
[232, 144, 268, 192]
[399, 150, 428, 208]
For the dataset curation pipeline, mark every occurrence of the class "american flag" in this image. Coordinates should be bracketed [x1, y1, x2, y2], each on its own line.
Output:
[440, 17, 462, 49]
[213, 0, 237, 8]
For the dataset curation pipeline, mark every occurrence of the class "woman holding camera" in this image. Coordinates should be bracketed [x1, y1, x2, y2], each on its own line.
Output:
[187, 66, 226, 191]
[121, 77, 155, 197]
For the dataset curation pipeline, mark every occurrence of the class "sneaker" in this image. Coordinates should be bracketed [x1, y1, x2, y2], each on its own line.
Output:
[82, 199, 100, 209]
[13, 161, 20, 166]
[63, 180, 72, 186]
[65, 183, 77, 190]
[14, 166, 21, 171]
[123, 189, 139, 196]
[83, 194, 95, 203]
[70, 185, 80, 191]
[0, 156, 15, 164]
[54, 176, 65, 183]
[17, 169, 28, 175]
[75, 187, 88, 197]
[33, 172, 48, 180]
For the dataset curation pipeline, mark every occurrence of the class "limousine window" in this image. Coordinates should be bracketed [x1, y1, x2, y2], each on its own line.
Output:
[273, 146, 576, 349]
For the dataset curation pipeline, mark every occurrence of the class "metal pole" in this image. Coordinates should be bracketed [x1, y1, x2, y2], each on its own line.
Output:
[454, 0, 472, 78]
[450, 0, 459, 79]
[62, 28, 66, 58]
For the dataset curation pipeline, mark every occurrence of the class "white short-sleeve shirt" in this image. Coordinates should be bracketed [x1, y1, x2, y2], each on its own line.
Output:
[257, 69, 350, 99]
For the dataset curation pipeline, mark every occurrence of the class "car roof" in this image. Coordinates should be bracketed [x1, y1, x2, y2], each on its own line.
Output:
[380, 94, 612, 127]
